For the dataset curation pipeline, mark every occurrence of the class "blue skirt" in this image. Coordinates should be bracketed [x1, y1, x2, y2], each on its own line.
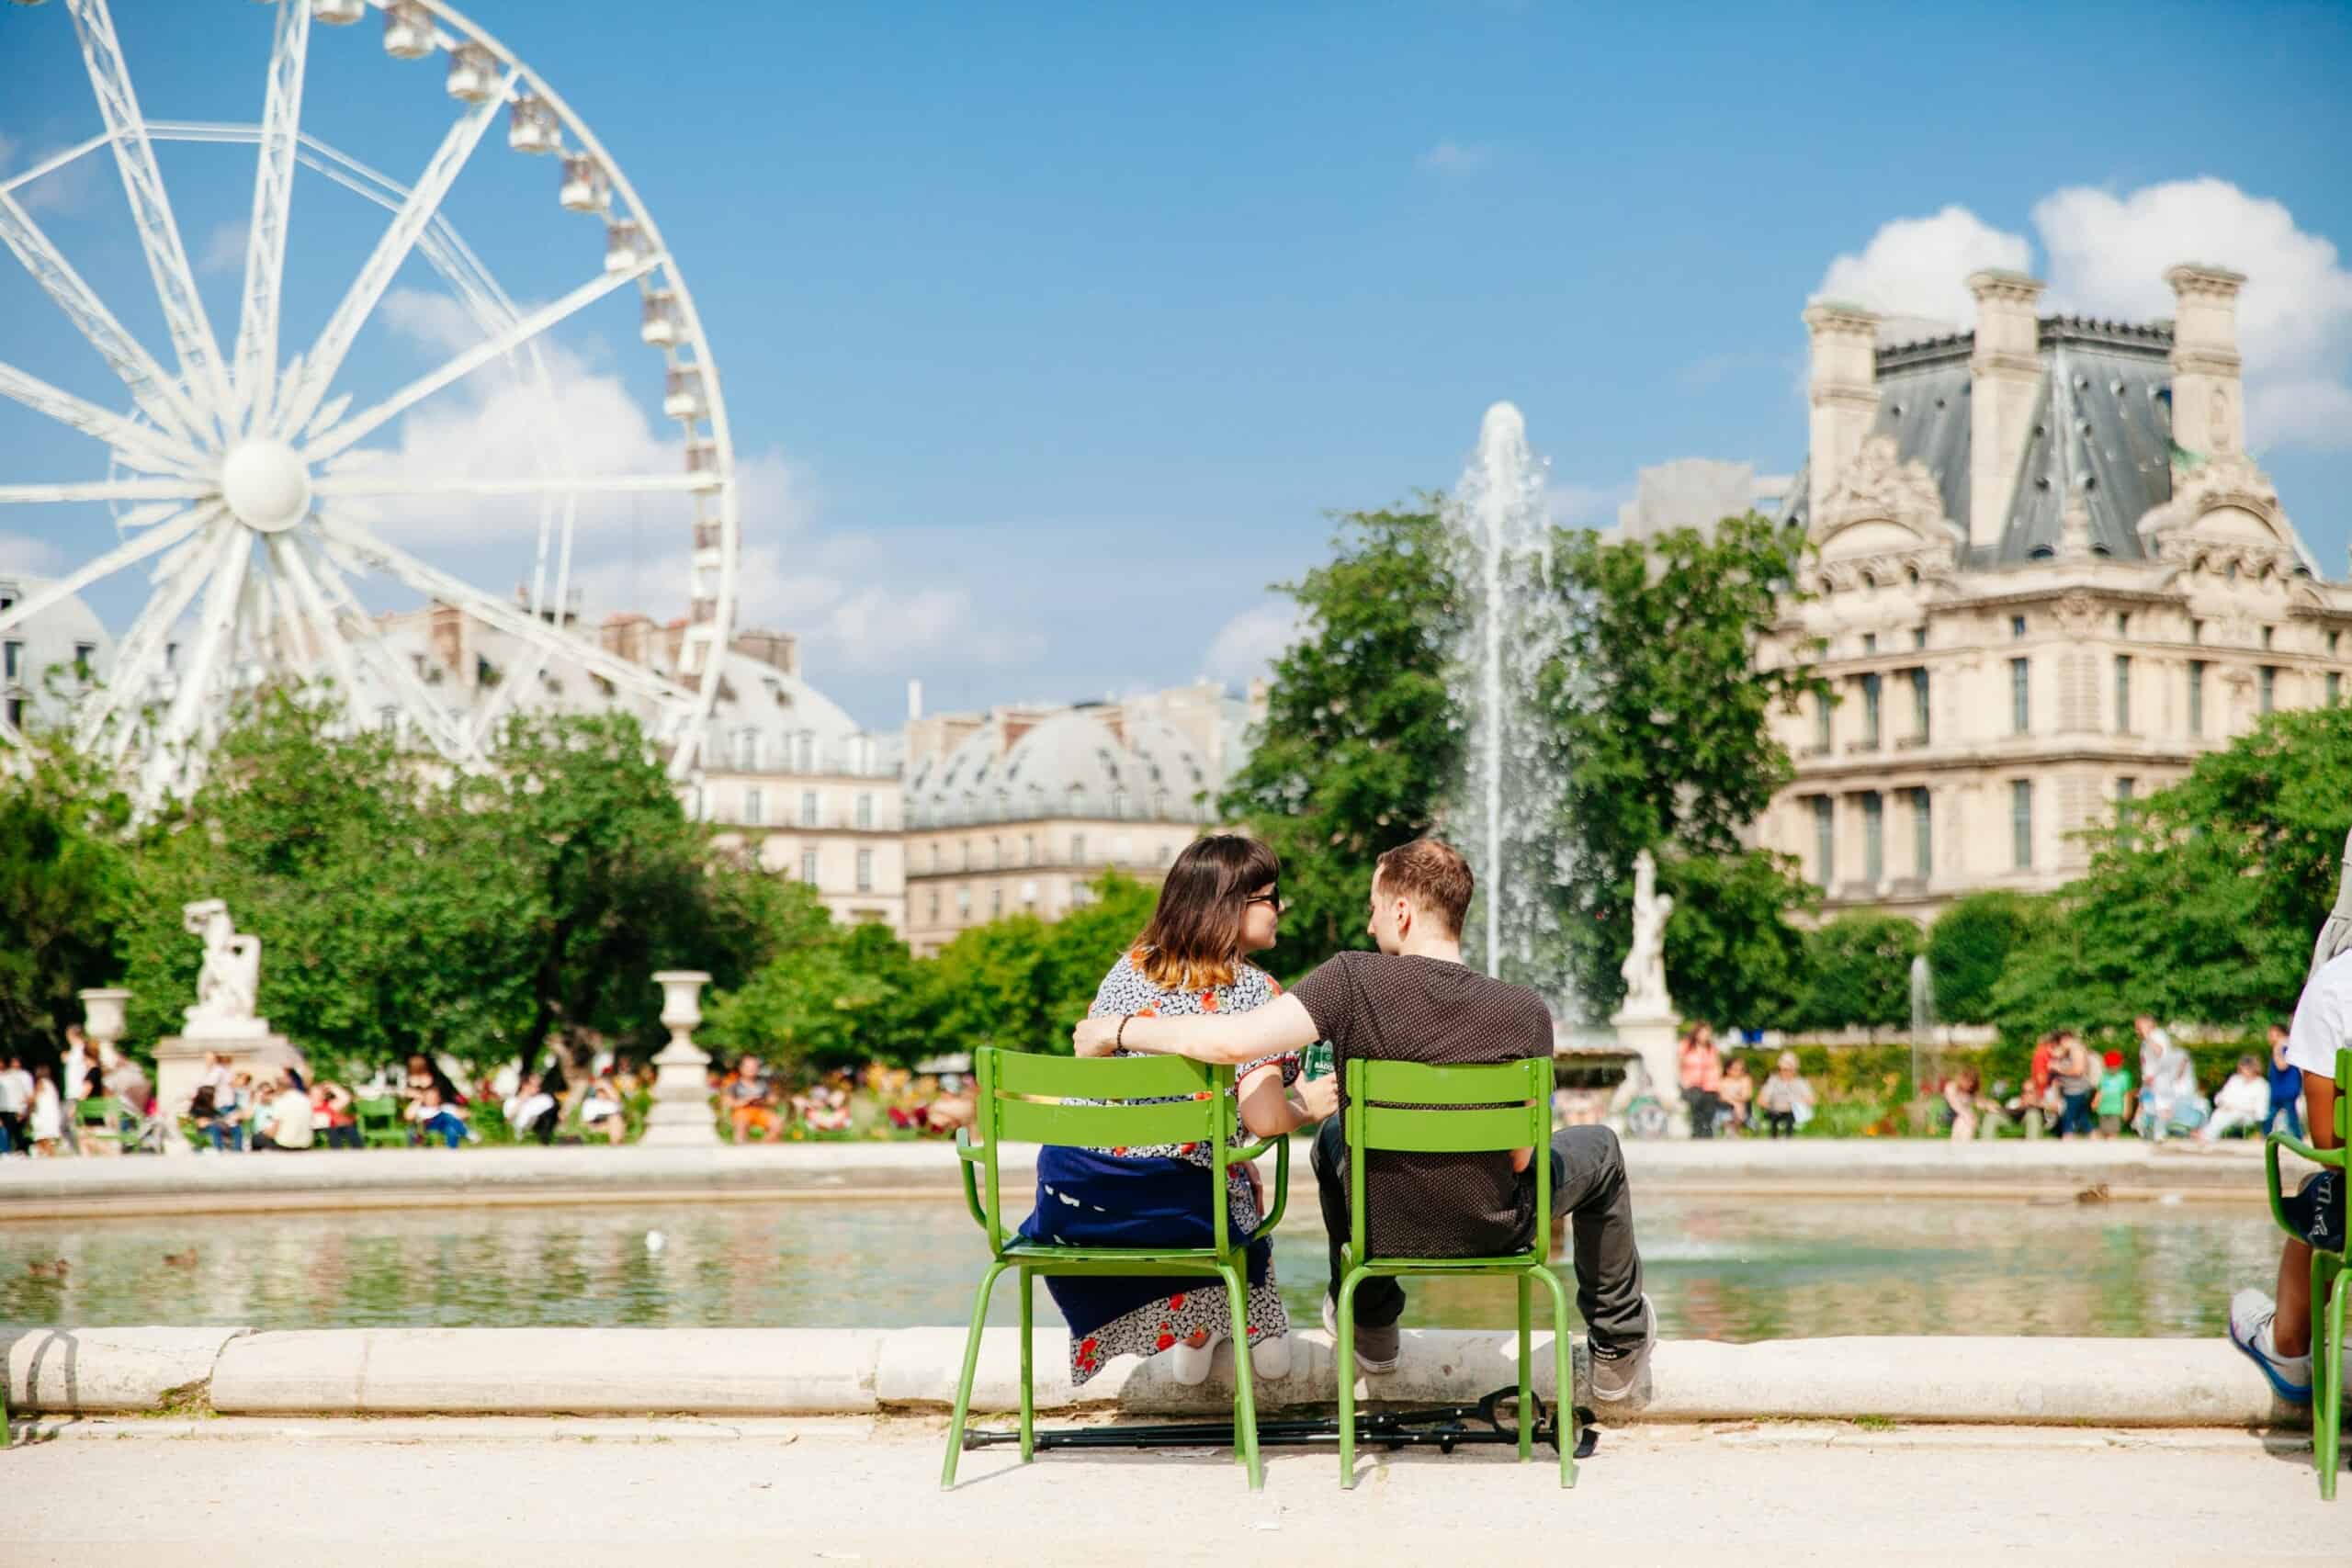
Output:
[1016, 1145, 1270, 1341]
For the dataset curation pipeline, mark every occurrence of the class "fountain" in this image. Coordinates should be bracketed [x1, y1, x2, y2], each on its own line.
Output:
[1442, 402, 1584, 1005]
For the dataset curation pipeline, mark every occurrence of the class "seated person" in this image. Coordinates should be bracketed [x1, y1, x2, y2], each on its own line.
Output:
[310, 1080, 361, 1149]
[2231, 947, 2350, 1403]
[1756, 1052, 1815, 1138]
[503, 1074, 559, 1144]
[1718, 1057, 1755, 1134]
[406, 1085, 472, 1149]
[1078, 837, 1655, 1408]
[2135, 1037, 2208, 1140]
[252, 1078, 315, 1151]
[1940, 1066, 1995, 1141]
[580, 1073, 628, 1145]
[2200, 1054, 2271, 1143]
[728, 1056, 781, 1142]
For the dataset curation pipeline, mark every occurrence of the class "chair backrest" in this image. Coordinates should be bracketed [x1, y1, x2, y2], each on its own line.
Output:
[1342, 1055, 1553, 1264]
[967, 1046, 1236, 1253]
[75, 1099, 115, 1127]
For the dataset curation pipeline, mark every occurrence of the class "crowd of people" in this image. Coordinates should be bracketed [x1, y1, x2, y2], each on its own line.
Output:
[1670, 1024, 1819, 1138]
[715, 1057, 975, 1142]
[1952, 1014, 2304, 1145]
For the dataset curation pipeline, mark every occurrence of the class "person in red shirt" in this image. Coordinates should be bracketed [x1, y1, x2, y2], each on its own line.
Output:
[1678, 1023, 1725, 1139]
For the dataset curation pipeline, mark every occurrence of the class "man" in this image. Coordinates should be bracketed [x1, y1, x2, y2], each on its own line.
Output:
[2231, 953, 2349, 1403]
[1074, 838, 1656, 1408]
[252, 1078, 316, 1152]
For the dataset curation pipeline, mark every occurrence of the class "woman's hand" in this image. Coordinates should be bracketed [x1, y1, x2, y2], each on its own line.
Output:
[1072, 1017, 1121, 1057]
[1295, 1074, 1339, 1122]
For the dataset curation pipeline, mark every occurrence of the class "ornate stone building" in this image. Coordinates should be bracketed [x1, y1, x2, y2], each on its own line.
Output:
[1756, 264, 2352, 919]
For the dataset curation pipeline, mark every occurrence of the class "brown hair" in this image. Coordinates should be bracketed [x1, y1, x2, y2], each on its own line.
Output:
[1131, 834, 1282, 990]
[1374, 838, 1475, 938]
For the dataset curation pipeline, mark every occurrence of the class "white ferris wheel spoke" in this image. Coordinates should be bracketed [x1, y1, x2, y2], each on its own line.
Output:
[293, 532, 468, 759]
[232, 0, 311, 435]
[0, 479, 212, 504]
[0, 358, 213, 478]
[316, 513, 684, 707]
[0, 131, 112, 197]
[301, 258, 661, 466]
[0, 189, 213, 443]
[134, 525, 251, 803]
[0, 505, 208, 639]
[273, 73, 517, 440]
[263, 534, 370, 724]
[311, 471, 713, 500]
[65, 0, 235, 429]
[74, 506, 230, 755]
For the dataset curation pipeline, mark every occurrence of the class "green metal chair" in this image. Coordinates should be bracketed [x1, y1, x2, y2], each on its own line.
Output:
[2266, 1044, 2351, 1500]
[1334, 1055, 1575, 1489]
[942, 1045, 1289, 1490]
[352, 1095, 407, 1149]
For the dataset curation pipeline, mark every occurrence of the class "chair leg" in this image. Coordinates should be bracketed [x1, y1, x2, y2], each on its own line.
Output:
[939, 1258, 1011, 1490]
[1517, 1273, 1534, 1461]
[1018, 1266, 1035, 1463]
[1536, 1264, 1577, 1489]
[2325, 1267, 2347, 1503]
[1224, 1264, 1263, 1491]
[1337, 1269, 1364, 1490]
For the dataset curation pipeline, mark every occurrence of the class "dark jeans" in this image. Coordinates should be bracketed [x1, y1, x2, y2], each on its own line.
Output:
[322, 1123, 363, 1149]
[2267, 1099, 2307, 1141]
[1762, 1109, 1796, 1138]
[2058, 1089, 2095, 1137]
[0, 1111, 20, 1154]
[1683, 1089, 1723, 1139]
[1309, 1116, 1647, 1354]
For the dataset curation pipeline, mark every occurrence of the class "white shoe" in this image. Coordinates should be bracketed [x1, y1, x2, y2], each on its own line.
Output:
[2229, 1288, 2312, 1404]
[1168, 1330, 1218, 1387]
[1250, 1332, 1291, 1380]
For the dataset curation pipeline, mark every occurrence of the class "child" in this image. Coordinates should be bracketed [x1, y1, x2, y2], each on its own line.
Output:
[406, 1085, 472, 1149]
[1757, 1051, 1815, 1139]
[2200, 1054, 2271, 1143]
[1718, 1057, 1755, 1134]
[2094, 1049, 2133, 1139]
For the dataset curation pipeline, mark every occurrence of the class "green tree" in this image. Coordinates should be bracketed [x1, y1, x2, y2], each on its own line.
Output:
[1219, 504, 1462, 979]
[1538, 514, 1829, 1017]
[1992, 705, 2352, 1039]
[1660, 849, 1816, 1030]
[1036, 873, 1162, 1031]
[1925, 891, 2036, 1025]
[0, 751, 138, 1067]
[1796, 913, 1924, 1030]
[702, 887, 912, 1077]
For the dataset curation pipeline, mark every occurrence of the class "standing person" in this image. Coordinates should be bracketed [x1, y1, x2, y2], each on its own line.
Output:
[2267, 1022, 2306, 1141]
[0, 1055, 31, 1155]
[1679, 1024, 1724, 1140]
[2136, 1032, 2207, 1141]
[27, 1066, 62, 1156]
[2052, 1032, 2098, 1138]
[1942, 1066, 1994, 1141]
[2094, 1049, 2134, 1139]
[1077, 838, 1657, 1407]
[1757, 1052, 1815, 1138]
[1030, 835, 1332, 1389]
[60, 1026, 93, 1156]
[2200, 1055, 2272, 1144]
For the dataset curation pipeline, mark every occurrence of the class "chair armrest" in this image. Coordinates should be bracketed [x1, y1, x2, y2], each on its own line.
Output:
[2266, 1132, 2346, 1240]
[954, 1128, 990, 1233]
[1228, 1134, 1290, 1236]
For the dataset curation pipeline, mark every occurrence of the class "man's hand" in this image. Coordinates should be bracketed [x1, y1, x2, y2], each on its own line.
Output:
[1072, 1017, 1121, 1057]
[1295, 1074, 1339, 1122]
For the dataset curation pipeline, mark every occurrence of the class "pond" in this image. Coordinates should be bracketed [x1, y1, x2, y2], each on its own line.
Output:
[0, 1193, 2278, 1341]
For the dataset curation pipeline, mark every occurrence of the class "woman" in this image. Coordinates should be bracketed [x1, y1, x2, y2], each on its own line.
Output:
[2052, 1032, 2097, 1138]
[1718, 1056, 1755, 1134]
[1757, 1051, 1815, 1138]
[1022, 834, 1336, 1388]
[1679, 1024, 1724, 1140]
[1941, 1066, 1991, 1142]
[28, 1066, 62, 1156]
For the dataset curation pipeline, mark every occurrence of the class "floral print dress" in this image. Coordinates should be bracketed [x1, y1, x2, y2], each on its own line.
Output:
[1035, 951, 1296, 1384]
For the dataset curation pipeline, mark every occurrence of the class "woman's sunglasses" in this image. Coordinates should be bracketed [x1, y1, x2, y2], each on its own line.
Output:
[1244, 889, 1284, 911]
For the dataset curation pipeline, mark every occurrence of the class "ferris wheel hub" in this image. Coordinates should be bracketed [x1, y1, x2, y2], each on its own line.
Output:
[220, 437, 311, 534]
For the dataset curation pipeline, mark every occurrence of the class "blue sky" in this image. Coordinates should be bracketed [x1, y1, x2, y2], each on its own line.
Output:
[4, 0, 2350, 728]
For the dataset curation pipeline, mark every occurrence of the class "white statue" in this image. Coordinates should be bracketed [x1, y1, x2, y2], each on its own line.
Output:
[1618, 851, 1675, 1017]
[182, 898, 263, 1032]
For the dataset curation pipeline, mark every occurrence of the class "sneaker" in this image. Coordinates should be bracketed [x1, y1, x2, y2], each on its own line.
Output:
[1589, 1295, 1657, 1409]
[1323, 1294, 1399, 1374]
[1250, 1331, 1291, 1380]
[2229, 1288, 2312, 1404]
[1168, 1329, 1218, 1387]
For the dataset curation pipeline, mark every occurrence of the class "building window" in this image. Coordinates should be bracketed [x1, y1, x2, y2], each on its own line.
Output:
[2116, 775, 2135, 823]
[2191, 618, 2204, 644]
[956, 886, 971, 921]
[743, 787, 763, 827]
[1811, 796, 1834, 889]
[2331, 631, 2342, 658]
[2188, 660, 2207, 736]
[2263, 625, 2275, 650]
[1111, 789, 1128, 819]
[929, 889, 940, 923]
[1860, 673, 1881, 749]
[2113, 655, 2131, 733]
[855, 849, 873, 893]
[1909, 669, 1928, 742]
[1861, 792, 1883, 885]
[2117, 613, 2131, 637]
[797, 733, 815, 772]
[1021, 878, 1038, 905]
[2010, 615, 2027, 640]
[2010, 658, 2030, 734]
[855, 792, 874, 829]
[2331, 672, 2342, 707]
[1023, 832, 1035, 866]
[1071, 832, 1087, 865]
[800, 790, 818, 828]
[800, 848, 820, 884]
[1114, 833, 1133, 864]
[1861, 632, 1877, 655]
[73, 641, 96, 679]
[2011, 781, 2033, 871]
[990, 886, 1003, 918]
[1, 640, 18, 682]
[2260, 665, 2277, 715]
[989, 837, 1001, 869]
[960, 841, 972, 871]
[3, 696, 18, 732]
[1814, 692, 1832, 753]
[1912, 787, 1932, 879]
[930, 842, 942, 872]
[1913, 626, 1928, 650]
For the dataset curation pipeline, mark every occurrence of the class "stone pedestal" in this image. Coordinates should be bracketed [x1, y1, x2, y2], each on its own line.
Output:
[1610, 1010, 1690, 1139]
[153, 1021, 300, 1156]
[639, 970, 717, 1148]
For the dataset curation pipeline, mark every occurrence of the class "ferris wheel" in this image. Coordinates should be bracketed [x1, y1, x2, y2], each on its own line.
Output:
[0, 0, 738, 805]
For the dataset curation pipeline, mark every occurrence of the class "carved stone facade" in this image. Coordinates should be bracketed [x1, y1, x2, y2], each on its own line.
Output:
[1756, 264, 2352, 921]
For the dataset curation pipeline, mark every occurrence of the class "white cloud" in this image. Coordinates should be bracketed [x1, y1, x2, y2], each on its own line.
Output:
[1417, 141, 1494, 175]
[1199, 599, 1300, 687]
[0, 136, 103, 216]
[2035, 178, 2352, 451]
[0, 531, 67, 575]
[1813, 205, 2032, 324]
[198, 220, 245, 276]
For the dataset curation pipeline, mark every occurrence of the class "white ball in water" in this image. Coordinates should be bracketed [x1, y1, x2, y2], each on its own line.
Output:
[644, 1230, 666, 1253]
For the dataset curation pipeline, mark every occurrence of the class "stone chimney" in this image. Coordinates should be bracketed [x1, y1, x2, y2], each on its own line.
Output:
[1803, 301, 1881, 525]
[1966, 269, 2046, 550]
[2165, 264, 2247, 457]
